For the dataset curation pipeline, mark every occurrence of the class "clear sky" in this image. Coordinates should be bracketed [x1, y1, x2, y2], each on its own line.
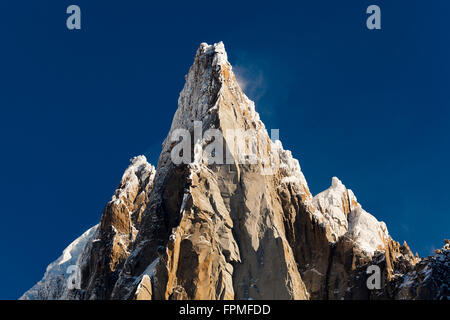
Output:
[0, 0, 449, 299]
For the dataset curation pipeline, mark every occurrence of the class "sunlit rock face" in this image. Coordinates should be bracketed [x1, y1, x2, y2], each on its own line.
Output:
[21, 42, 448, 300]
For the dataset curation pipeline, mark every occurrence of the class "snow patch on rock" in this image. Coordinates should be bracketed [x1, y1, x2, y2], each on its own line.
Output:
[312, 177, 389, 255]
[112, 155, 155, 207]
[20, 225, 99, 300]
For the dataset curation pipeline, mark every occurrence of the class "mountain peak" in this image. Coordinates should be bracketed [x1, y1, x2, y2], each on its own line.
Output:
[129, 155, 148, 166]
[168, 41, 235, 133]
[331, 176, 344, 189]
[22, 42, 449, 301]
[198, 41, 228, 66]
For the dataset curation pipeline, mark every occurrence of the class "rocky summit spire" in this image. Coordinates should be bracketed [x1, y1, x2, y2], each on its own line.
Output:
[116, 41, 312, 300]
[22, 42, 449, 300]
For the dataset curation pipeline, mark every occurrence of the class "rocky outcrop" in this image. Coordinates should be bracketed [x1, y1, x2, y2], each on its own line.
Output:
[80, 156, 155, 299]
[395, 240, 450, 300]
[111, 42, 310, 300]
[21, 42, 449, 300]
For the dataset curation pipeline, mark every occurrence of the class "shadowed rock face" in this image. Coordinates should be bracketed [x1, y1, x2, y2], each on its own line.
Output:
[21, 42, 449, 300]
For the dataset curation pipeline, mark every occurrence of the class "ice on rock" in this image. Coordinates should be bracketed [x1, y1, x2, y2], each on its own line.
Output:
[112, 155, 155, 206]
[169, 42, 229, 133]
[348, 206, 389, 254]
[331, 176, 342, 189]
[201, 41, 228, 68]
[20, 225, 99, 300]
[274, 140, 310, 197]
[20, 155, 156, 300]
[312, 177, 352, 239]
[312, 177, 389, 256]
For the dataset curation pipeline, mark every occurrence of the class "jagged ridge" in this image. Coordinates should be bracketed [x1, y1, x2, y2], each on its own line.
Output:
[22, 42, 449, 300]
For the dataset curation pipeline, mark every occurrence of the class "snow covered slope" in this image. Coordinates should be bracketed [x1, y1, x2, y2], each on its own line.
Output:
[20, 225, 98, 300]
[312, 176, 389, 256]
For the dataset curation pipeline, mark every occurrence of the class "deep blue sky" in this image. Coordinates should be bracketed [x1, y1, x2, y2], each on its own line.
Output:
[0, 1, 449, 299]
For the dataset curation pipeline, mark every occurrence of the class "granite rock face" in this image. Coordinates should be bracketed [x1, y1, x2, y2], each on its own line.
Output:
[21, 42, 449, 300]
[81, 155, 156, 299]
